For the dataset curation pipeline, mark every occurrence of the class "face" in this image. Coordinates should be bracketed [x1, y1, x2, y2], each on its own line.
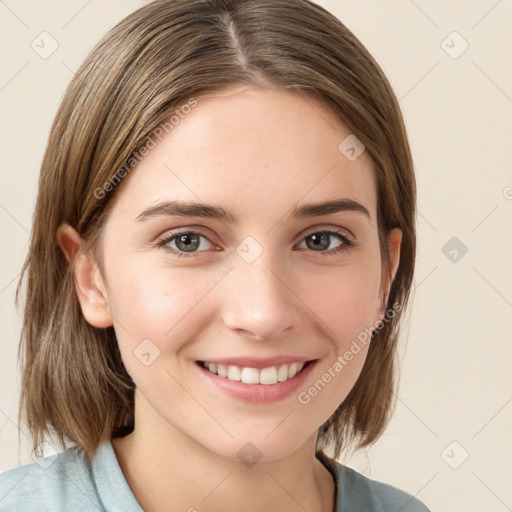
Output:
[67, 85, 401, 462]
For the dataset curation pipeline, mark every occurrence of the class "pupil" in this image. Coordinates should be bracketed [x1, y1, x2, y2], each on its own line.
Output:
[177, 233, 199, 252]
[308, 233, 329, 251]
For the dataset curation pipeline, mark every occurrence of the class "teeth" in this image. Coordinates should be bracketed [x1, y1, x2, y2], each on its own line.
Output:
[277, 364, 289, 382]
[201, 361, 306, 384]
[227, 365, 242, 381]
[259, 366, 278, 385]
[241, 367, 259, 384]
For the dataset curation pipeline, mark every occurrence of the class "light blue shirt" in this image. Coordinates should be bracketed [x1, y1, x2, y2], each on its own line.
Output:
[0, 439, 431, 511]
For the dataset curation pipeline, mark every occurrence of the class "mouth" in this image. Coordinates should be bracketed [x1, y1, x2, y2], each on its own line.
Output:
[194, 358, 319, 403]
[196, 359, 316, 385]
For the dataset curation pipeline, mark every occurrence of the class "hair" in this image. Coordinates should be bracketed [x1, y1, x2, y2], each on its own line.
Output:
[16, 0, 416, 461]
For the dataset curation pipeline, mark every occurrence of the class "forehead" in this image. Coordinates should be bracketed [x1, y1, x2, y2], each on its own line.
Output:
[109, 86, 377, 225]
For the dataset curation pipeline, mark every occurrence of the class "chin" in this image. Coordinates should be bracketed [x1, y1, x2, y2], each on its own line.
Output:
[203, 429, 317, 465]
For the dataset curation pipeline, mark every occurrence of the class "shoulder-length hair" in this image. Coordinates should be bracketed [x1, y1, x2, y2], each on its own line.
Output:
[16, 0, 416, 460]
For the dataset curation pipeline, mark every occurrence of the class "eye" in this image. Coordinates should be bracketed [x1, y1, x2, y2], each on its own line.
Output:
[297, 228, 355, 256]
[155, 227, 356, 259]
[155, 230, 214, 258]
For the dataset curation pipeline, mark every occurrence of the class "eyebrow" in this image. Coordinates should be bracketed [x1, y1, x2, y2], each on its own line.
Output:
[134, 198, 371, 223]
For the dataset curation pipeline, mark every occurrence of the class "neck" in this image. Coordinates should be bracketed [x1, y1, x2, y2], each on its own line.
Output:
[111, 396, 335, 512]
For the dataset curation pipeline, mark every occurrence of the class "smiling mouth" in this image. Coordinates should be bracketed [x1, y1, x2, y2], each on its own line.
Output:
[196, 360, 315, 385]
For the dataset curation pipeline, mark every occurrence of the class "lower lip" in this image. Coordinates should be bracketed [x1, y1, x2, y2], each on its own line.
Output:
[194, 360, 318, 403]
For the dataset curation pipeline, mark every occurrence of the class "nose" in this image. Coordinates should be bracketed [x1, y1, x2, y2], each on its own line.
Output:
[220, 255, 303, 342]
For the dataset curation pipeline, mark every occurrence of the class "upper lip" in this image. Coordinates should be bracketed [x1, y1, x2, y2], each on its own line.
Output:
[196, 356, 317, 369]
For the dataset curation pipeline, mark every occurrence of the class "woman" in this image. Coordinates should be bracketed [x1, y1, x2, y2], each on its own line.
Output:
[0, 0, 430, 510]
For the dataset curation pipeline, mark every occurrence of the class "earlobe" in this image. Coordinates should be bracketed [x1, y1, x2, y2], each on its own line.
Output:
[57, 223, 113, 329]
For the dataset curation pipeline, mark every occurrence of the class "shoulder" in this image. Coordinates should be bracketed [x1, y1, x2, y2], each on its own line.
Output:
[318, 452, 432, 512]
[0, 445, 101, 512]
[340, 464, 431, 511]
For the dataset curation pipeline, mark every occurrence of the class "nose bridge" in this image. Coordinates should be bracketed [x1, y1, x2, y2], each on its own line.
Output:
[220, 245, 301, 340]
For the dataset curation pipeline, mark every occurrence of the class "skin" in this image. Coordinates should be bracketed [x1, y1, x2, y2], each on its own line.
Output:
[58, 84, 402, 512]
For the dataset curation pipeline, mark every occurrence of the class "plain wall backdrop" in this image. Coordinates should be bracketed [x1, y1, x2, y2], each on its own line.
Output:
[1, 1, 511, 510]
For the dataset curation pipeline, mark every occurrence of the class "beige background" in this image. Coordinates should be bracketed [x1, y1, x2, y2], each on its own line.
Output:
[1, 1, 511, 510]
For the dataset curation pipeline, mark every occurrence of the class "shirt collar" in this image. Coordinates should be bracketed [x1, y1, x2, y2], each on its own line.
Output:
[91, 439, 144, 512]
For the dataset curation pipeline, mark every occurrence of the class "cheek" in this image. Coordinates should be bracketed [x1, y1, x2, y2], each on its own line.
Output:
[294, 267, 379, 427]
[305, 258, 382, 347]
[106, 261, 219, 351]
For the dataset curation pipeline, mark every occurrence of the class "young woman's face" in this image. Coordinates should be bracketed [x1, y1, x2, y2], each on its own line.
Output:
[89, 85, 401, 461]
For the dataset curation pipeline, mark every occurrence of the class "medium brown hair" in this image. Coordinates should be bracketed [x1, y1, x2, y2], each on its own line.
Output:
[16, 0, 416, 460]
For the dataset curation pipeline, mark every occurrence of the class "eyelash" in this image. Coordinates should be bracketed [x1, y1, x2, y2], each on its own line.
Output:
[154, 228, 356, 259]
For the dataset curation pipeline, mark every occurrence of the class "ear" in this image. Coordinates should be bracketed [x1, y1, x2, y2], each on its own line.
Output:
[56, 223, 113, 328]
[379, 228, 402, 314]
